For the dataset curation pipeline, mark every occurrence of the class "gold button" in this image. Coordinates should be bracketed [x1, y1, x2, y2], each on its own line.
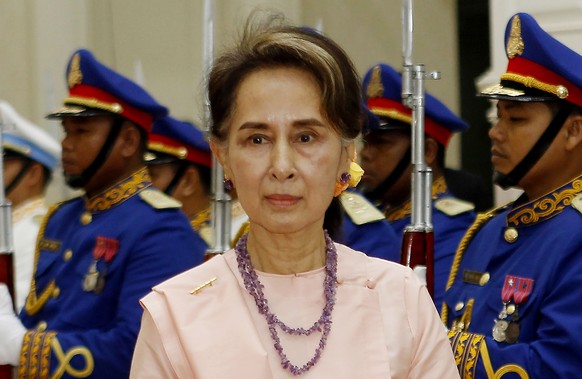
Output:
[504, 227, 518, 243]
[52, 287, 60, 299]
[37, 321, 47, 332]
[479, 272, 490, 286]
[506, 304, 516, 315]
[556, 85, 568, 99]
[80, 212, 92, 225]
[63, 249, 73, 261]
[454, 302, 465, 312]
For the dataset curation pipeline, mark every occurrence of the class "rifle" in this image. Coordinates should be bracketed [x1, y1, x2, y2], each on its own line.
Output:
[203, 0, 232, 259]
[400, 0, 438, 298]
[0, 111, 16, 378]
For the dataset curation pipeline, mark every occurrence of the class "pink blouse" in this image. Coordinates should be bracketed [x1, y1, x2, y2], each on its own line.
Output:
[130, 244, 459, 378]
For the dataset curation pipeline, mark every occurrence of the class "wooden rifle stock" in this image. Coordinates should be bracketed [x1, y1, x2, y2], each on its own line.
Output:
[400, 230, 434, 298]
[0, 252, 15, 378]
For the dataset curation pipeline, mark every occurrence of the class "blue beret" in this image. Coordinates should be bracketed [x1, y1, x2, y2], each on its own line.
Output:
[363, 63, 469, 146]
[1, 101, 61, 170]
[481, 13, 582, 107]
[146, 116, 211, 168]
[47, 49, 168, 131]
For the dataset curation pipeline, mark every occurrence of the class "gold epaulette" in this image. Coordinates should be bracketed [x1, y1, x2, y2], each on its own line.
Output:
[571, 193, 582, 215]
[139, 189, 182, 209]
[434, 197, 475, 216]
[339, 192, 385, 225]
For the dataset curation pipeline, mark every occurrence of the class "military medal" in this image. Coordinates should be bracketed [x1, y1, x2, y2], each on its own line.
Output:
[505, 320, 520, 344]
[492, 319, 508, 342]
[83, 236, 119, 293]
[94, 268, 107, 294]
[492, 275, 533, 344]
[83, 261, 99, 291]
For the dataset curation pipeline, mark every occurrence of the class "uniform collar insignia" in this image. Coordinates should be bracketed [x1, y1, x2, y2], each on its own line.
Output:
[507, 174, 582, 227]
[384, 176, 448, 221]
[190, 207, 211, 232]
[85, 167, 152, 213]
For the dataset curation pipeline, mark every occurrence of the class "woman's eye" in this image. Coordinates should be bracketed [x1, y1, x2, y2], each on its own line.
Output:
[251, 136, 264, 144]
[298, 134, 313, 143]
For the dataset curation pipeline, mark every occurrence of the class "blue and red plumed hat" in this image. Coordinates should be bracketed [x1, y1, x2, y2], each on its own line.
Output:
[362, 63, 468, 147]
[480, 13, 582, 107]
[145, 116, 212, 168]
[47, 49, 167, 132]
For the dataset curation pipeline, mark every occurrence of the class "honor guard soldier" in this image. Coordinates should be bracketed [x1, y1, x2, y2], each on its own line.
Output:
[0, 49, 204, 378]
[360, 63, 476, 308]
[442, 13, 582, 378]
[1, 101, 61, 311]
[145, 116, 213, 246]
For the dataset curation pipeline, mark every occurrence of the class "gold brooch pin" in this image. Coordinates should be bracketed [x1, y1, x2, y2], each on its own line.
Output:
[190, 277, 217, 295]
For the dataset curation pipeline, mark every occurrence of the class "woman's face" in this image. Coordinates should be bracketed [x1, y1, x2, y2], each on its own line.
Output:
[215, 67, 352, 234]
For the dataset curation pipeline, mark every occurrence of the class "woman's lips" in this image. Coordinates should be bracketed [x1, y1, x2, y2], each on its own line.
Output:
[266, 194, 300, 206]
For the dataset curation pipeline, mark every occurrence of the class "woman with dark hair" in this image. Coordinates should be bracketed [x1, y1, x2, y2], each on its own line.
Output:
[131, 14, 456, 378]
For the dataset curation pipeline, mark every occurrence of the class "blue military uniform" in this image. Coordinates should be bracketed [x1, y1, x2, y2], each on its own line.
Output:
[443, 13, 582, 378]
[146, 116, 213, 246]
[362, 64, 476, 308]
[17, 49, 205, 378]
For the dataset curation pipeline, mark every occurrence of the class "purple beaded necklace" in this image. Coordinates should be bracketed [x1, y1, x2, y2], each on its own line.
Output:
[235, 231, 338, 376]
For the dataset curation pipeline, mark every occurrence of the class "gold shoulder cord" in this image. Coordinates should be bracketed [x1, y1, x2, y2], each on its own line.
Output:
[25, 204, 61, 316]
[440, 211, 497, 323]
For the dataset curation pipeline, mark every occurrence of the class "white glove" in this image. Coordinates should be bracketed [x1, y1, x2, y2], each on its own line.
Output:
[0, 284, 27, 366]
[412, 265, 427, 286]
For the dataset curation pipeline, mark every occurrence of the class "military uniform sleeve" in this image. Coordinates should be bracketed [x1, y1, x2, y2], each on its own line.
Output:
[18, 212, 204, 379]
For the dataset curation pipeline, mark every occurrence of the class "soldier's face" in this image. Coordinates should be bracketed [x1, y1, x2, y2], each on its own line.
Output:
[489, 100, 554, 176]
[60, 116, 115, 177]
[147, 163, 179, 194]
[359, 129, 411, 192]
[3, 156, 25, 204]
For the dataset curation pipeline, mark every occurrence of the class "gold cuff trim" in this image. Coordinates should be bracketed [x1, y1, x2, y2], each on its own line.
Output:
[501, 73, 568, 99]
[18, 329, 57, 379]
[449, 331, 484, 379]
